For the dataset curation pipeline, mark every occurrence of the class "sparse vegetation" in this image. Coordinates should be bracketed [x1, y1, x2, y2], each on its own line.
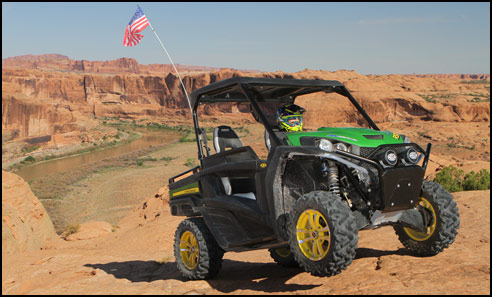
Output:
[460, 80, 490, 84]
[160, 156, 176, 162]
[184, 158, 197, 168]
[9, 130, 141, 171]
[446, 142, 475, 150]
[21, 145, 40, 154]
[419, 94, 438, 103]
[434, 165, 490, 192]
[63, 224, 80, 237]
[23, 156, 36, 163]
[157, 255, 173, 264]
[463, 169, 490, 191]
[418, 93, 458, 103]
[179, 133, 196, 142]
[138, 156, 157, 162]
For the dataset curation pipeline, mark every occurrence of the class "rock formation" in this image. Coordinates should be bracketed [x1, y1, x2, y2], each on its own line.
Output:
[1, 55, 490, 161]
[2, 170, 60, 255]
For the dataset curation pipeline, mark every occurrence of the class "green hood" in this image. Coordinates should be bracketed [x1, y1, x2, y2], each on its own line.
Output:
[285, 127, 404, 148]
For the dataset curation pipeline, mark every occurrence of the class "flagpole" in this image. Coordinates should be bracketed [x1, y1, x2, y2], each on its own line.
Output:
[141, 7, 193, 114]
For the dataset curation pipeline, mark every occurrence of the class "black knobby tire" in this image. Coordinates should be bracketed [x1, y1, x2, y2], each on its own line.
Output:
[268, 246, 299, 267]
[288, 191, 358, 277]
[393, 180, 460, 256]
[173, 217, 224, 280]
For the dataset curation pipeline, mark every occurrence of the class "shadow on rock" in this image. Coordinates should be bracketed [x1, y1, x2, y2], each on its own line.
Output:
[85, 259, 320, 293]
[355, 247, 412, 259]
[207, 259, 321, 293]
[84, 260, 180, 282]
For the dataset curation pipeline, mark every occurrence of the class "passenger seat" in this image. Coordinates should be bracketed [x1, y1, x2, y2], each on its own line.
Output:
[213, 125, 256, 200]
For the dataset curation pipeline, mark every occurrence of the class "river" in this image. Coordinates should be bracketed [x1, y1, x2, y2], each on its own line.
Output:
[15, 130, 180, 182]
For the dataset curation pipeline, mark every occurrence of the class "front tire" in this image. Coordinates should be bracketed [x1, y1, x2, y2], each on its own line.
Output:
[288, 191, 358, 277]
[173, 217, 224, 280]
[393, 180, 460, 256]
[268, 246, 299, 267]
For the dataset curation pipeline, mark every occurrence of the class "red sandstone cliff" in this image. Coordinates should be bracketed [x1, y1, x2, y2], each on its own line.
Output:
[1, 55, 490, 154]
[1, 54, 242, 75]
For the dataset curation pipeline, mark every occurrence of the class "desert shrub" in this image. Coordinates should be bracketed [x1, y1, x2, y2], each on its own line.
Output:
[21, 145, 40, 154]
[179, 133, 196, 142]
[138, 156, 157, 162]
[63, 224, 80, 237]
[460, 80, 490, 84]
[23, 156, 36, 162]
[160, 156, 176, 162]
[434, 165, 490, 192]
[184, 158, 196, 168]
[463, 169, 490, 191]
[434, 165, 464, 192]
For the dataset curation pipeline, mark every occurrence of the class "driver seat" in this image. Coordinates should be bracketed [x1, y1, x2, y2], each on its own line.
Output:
[213, 125, 256, 200]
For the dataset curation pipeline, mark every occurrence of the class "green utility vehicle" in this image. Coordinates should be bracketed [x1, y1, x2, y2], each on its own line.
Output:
[168, 77, 460, 279]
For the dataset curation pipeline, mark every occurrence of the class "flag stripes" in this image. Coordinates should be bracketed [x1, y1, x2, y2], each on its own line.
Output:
[123, 6, 150, 47]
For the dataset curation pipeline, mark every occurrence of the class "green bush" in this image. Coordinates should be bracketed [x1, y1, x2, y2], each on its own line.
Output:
[160, 156, 176, 162]
[24, 156, 36, 162]
[434, 165, 464, 192]
[63, 224, 80, 237]
[463, 169, 490, 191]
[434, 165, 490, 192]
[21, 145, 40, 154]
[184, 158, 196, 168]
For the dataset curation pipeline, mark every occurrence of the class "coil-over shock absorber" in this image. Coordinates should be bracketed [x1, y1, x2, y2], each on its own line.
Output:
[322, 160, 341, 198]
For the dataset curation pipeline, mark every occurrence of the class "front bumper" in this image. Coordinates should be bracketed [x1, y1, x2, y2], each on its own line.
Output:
[380, 166, 424, 212]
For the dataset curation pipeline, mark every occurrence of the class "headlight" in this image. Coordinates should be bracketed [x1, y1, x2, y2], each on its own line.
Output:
[319, 139, 334, 152]
[335, 142, 349, 152]
[384, 150, 398, 166]
[403, 135, 411, 143]
[406, 148, 419, 164]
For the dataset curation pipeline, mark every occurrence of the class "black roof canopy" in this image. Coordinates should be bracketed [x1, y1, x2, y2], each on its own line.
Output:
[190, 77, 345, 110]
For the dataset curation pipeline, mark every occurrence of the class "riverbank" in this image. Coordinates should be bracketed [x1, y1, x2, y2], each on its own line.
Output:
[28, 135, 196, 234]
[3, 128, 141, 172]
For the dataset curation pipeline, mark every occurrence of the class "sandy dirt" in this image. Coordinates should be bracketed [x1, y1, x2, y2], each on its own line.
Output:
[2, 118, 490, 295]
[2, 186, 489, 295]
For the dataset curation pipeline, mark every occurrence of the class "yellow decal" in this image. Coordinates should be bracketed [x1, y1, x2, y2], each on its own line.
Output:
[260, 163, 267, 168]
[392, 133, 400, 140]
[172, 187, 199, 197]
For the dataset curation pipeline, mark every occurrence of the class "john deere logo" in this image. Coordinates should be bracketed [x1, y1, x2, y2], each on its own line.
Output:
[392, 133, 400, 140]
[260, 163, 267, 168]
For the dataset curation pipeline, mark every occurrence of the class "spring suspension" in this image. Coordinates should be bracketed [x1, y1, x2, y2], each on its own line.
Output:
[326, 161, 341, 198]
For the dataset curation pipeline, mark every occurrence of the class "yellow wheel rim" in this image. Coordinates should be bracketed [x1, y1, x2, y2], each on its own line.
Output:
[180, 231, 199, 270]
[404, 197, 437, 241]
[296, 209, 331, 261]
[275, 247, 292, 258]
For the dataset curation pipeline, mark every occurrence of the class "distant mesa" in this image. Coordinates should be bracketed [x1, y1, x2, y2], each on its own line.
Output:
[1, 53, 261, 74]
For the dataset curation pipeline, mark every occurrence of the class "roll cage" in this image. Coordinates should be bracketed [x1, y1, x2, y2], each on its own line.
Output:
[190, 77, 381, 161]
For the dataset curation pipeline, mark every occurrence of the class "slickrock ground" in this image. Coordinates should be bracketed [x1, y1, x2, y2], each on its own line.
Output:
[2, 170, 489, 295]
[2, 55, 490, 294]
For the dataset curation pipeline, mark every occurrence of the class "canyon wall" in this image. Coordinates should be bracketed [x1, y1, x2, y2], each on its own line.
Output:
[2, 55, 490, 150]
[1, 54, 244, 75]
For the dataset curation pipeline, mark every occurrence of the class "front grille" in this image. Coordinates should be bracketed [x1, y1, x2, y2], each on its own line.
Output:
[360, 147, 377, 158]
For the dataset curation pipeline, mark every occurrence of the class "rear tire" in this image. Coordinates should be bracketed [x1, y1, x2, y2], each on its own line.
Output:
[288, 191, 358, 277]
[393, 180, 460, 256]
[268, 246, 299, 267]
[173, 217, 224, 280]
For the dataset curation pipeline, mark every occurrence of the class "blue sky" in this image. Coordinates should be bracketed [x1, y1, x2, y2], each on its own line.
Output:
[2, 2, 490, 74]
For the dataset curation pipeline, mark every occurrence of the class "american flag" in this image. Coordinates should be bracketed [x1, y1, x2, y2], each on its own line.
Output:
[123, 6, 150, 47]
